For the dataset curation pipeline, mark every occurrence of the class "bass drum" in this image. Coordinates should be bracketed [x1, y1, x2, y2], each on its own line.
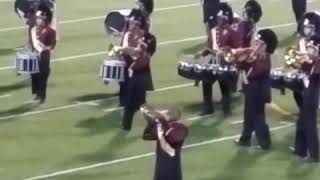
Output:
[14, 0, 55, 20]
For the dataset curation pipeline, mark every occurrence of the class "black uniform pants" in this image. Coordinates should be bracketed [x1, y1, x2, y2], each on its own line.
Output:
[293, 91, 303, 110]
[294, 76, 320, 160]
[292, 0, 306, 22]
[31, 50, 50, 101]
[202, 78, 231, 113]
[121, 73, 147, 130]
[239, 80, 271, 149]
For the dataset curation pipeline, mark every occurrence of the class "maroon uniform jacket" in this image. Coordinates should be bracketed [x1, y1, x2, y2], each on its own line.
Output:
[122, 31, 149, 72]
[238, 54, 271, 82]
[31, 26, 56, 52]
[211, 26, 241, 50]
[143, 116, 189, 147]
[301, 57, 320, 75]
[232, 20, 255, 48]
[37, 27, 56, 48]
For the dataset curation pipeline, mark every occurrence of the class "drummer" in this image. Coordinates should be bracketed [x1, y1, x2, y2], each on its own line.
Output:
[30, 4, 56, 104]
[113, 15, 157, 131]
[119, 10, 154, 106]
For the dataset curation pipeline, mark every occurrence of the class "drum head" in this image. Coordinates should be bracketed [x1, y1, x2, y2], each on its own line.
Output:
[105, 11, 127, 35]
[15, 0, 54, 19]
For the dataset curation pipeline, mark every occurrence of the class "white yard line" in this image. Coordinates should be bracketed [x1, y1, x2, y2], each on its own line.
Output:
[0, 3, 202, 32]
[153, 83, 194, 92]
[231, 120, 243, 125]
[231, 120, 294, 125]
[0, 83, 191, 120]
[0, 94, 11, 99]
[22, 123, 293, 180]
[0, 103, 84, 120]
[0, 22, 296, 71]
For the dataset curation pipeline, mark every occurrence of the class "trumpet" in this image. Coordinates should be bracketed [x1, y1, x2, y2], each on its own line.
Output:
[224, 47, 258, 63]
[224, 41, 267, 63]
[140, 104, 181, 127]
[284, 47, 312, 69]
[140, 105, 174, 137]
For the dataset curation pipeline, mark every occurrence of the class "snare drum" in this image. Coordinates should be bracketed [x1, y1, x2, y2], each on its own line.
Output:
[270, 67, 285, 90]
[15, 50, 39, 74]
[100, 59, 126, 83]
[178, 55, 211, 80]
[283, 70, 304, 92]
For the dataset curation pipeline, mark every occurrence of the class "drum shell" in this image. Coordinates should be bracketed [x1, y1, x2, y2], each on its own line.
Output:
[15, 50, 40, 74]
[177, 64, 198, 80]
[100, 59, 126, 83]
[283, 73, 304, 92]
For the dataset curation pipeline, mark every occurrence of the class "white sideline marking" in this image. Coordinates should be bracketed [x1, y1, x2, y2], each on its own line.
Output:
[22, 123, 293, 180]
[0, 22, 296, 71]
[0, 94, 11, 99]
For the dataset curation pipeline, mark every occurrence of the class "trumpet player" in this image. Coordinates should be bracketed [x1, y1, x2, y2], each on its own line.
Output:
[140, 105, 188, 180]
[291, 36, 320, 162]
[234, 29, 278, 150]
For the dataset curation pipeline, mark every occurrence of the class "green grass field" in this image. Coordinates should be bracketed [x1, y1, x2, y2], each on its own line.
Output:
[0, 0, 320, 180]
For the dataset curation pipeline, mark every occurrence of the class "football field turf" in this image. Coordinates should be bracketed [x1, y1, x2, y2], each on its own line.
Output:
[0, 0, 320, 180]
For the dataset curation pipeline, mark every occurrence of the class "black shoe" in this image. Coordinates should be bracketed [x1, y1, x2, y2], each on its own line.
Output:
[234, 139, 251, 147]
[255, 144, 271, 150]
[303, 156, 319, 163]
[223, 109, 231, 118]
[39, 99, 46, 104]
[121, 126, 131, 131]
[289, 146, 306, 157]
[113, 91, 120, 96]
[32, 95, 40, 101]
[200, 109, 214, 115]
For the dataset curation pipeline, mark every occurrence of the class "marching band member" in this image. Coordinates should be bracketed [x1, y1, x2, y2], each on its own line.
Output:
[231, 0, 262, 92]
[293, 12, 320, 110]
[233, 0, 262, 48]
[234, 29, 278, 150]
[140, 105, 188, 180]
[128, 9, 154, 91]
[30, 4, 56, 104]
[118, 11, 146, 107]
[113, 14, 157, 130]
[14, 0, 56, 48]
[290, 15, 320, 162]
[201, 2, 240, 116]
